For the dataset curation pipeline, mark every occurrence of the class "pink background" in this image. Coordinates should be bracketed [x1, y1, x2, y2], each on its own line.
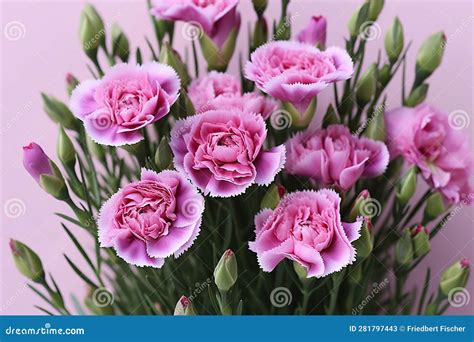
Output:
[1, 0, 473, 315]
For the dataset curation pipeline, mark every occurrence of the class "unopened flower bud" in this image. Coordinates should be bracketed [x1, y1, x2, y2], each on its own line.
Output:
[58, 127, 76, 168]
[159, 42, 190, 87]
[252, 0, 267, 17]
[354, 217, 373, 259]
[395, 229, 414, 269]
[411, 224, 430, 258]
[423, 192, 445, 223]
[174, 295, 196, 315]
[366, 0, 384, 21]
[384, 17, 404, 64]
[356, 64, 377, 106]
[23, 143, 53, 184]
[415, 32, 446, 85]
[214, 249, 238, 292]
[405, 83, 428, 107]
[349, 190, 371, 222]
[65, 73, 79, 96]
[297, 16, 326, 49]
[322, 104, 340, 128]
[364, 104, 386, 141]
[251, 17, 268, 52]
[40, 173, 69, 201]
[154, 137, 173, 170]
[396, 166, 417, 206]
[111, 23, 130, 62]
[440, 259, 470, 297]
[80, 4, 105, 60]
[41, 93, 78, 130]
[378, 64, 391, 86]
[10, 239, 45, 283]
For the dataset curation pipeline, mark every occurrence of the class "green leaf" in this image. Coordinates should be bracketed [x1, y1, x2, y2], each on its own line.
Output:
[64, 254, 99, 288]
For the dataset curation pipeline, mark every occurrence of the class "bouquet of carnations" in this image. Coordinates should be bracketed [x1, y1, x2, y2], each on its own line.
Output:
[11, 0, 472, 316]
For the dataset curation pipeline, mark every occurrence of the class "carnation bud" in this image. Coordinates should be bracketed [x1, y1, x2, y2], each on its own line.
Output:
[251, 17, 268, 52]
[85, 287, 115, 315]
[297, 16, 327, 49]
[57, 126, 76, 168]
[23, 142, 54, 184]
[378, 64, 391, 86]
[174, 296, 196, 315]
[261, 183, 283, 210]
[65, 73, 79, 96]
[322, 104, 340, 128]
[214, 249, 238, 292]
[405, 83, 429, 107]
[111, 23, 130, 62]
[40, 173, 69, 201]
[366, 0, 384, 21]
[159, 42, 190, 87]
[293, 261, 308, 280]
[423, 192, 445, 223]
[440, 259, 470, 297]
[395, 229, 414, 269]
[411, 224, 430, 258]
[252, 0, 267, 17]
[384, 17, 404, 64]
[348, 3, 369, 38]
[415, 32, 446, 85]
[364, 104, 385, 141]
[200, 24, 239, 72]
[354, 217, 373, 259]
[10, 239, 45, 283]
[154, 137, 173, 171]
[41, 93, 78, 130]
[396, 166, 417, 206]
[356, 64, 377, 106]
[80, 5, 105, 60]
[349, 190, 370, 222]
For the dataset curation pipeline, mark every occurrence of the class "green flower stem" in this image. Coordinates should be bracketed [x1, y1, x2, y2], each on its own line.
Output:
[219, 290, 232, 315]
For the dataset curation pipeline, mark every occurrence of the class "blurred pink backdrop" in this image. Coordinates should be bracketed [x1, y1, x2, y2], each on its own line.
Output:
[1, 0, 473, 315]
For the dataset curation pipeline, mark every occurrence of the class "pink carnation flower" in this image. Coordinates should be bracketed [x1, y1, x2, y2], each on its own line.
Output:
[188, 71, 241, 112]
[286, 125, 389, 190]
[151, 0, 240, 48]
[98, 169, 204, 268]
[170, 109, 286, 197]
[205, 93, 278, 120]
[22, 142, 53, 183]
[249, 189, 362, 278]
[70, 62, 180, 146]
[386, 104, 473, 204]
[245, 41, 353, 112]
